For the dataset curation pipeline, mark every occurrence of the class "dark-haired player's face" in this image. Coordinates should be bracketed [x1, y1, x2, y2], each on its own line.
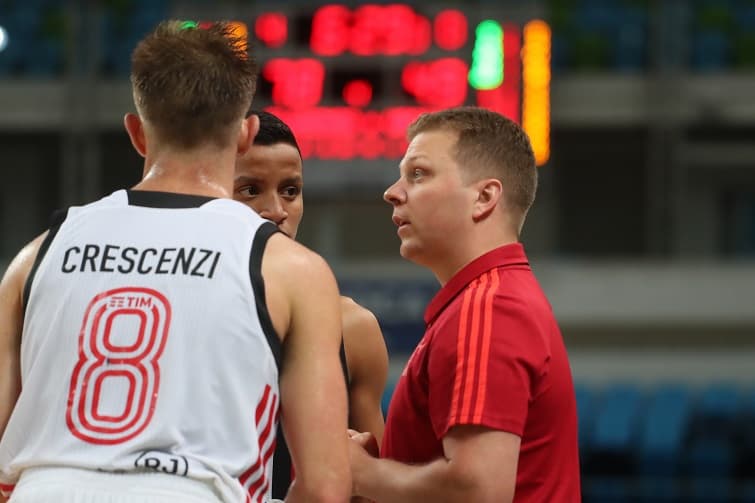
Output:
[234, 143, 303, 239]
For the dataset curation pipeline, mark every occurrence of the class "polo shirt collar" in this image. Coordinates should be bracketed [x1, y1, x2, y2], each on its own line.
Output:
[424, 243, 529, 325]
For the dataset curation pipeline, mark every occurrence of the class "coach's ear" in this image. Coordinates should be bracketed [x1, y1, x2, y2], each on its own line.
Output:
[124, 113, 146, 158]
[472, 178, 503, 221]
[237, 114, 259, 156]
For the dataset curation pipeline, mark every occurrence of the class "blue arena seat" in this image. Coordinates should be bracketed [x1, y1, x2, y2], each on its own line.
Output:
[588, 384, 642, 475]
[740, 481, 755, 503]
[735, 388, 755, 478]
[575, 384, 596, 450]
[734, 4, 755, 30]
[23, 39, 62, 77]
[612, 7, 647, 71]
[637, 384, 692, 476]
[687, 478, 733, 503]
[686, 438, 735, 477]
[635, 477, 682, 503]
[695, 382, 742, 435]
[583, 476, 632, 503]
[381, 377, 397, 417]
[691, 30, 731, 70]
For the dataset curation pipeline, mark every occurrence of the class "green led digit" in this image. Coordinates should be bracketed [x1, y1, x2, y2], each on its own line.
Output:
[468, 20, 504, 90]
[180, 20, 199, 30]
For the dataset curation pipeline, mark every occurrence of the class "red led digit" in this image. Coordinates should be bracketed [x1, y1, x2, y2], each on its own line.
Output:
[311, 4, 351, 56]
[383, 4, 417, 55]
[434, 9, 468, 50]
[263, 58, 325, 109]
[401, 62, 420, 97]
[255, 13, 288, 48]
[343, 80, 373, 108]
[402, 58, 467, 107]
[409, 15, 432, 55]
[351, 4, 382, 55]
[429, 58, 468, 106]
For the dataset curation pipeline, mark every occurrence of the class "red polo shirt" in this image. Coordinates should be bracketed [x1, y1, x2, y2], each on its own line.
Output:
[382, 243, 581, 502]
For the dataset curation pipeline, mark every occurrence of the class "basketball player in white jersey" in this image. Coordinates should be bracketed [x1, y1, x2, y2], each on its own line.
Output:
[233, 110, 389, 501]
[0, 21, 350, 503]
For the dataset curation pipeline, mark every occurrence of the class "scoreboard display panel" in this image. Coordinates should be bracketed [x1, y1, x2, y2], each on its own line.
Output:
[237, 4, 551, 169]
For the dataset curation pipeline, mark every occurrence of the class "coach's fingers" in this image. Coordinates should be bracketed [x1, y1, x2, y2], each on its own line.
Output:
[349, 431, 379, 457]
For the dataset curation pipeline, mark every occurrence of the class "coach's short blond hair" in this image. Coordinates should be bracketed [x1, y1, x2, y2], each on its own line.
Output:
[408, 106, 538, 220]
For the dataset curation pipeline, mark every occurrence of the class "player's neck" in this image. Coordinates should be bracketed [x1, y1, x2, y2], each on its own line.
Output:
[134, 150, 236, 198]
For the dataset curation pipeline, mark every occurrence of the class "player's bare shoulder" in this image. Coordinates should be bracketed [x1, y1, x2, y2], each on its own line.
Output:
[340, 296, 380, 337]
[1, 232, 47, 291]
[340, 296, 387, 377]
[262, 232, 333, 278]
[261, 232, 340, 340]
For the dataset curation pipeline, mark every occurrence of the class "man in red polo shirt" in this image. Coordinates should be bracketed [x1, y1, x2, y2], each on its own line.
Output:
[349, 107, 581, 502]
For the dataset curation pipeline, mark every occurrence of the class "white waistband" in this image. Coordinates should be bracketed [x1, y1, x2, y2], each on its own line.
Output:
[14, 466, 222, 502]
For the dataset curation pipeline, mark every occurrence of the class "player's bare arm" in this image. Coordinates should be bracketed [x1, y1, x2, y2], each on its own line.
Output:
[350, 425, 520, 503]
[0, 234, 45, 440]
[262, 233, 351, 503]
[0, 234, 45, 503]
[340, 297, 388, 444]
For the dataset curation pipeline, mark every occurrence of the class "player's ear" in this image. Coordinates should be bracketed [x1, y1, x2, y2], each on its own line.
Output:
[124, 113, 147, 158]
[237, 114, 259, 156]
[472, 178, 502, 221]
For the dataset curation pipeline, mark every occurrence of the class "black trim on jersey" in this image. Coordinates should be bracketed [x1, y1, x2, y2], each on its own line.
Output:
[272, 429, 293, 498]
[272, 336, 350, 498]
[340, 339, 350, 385]
[126, 190, 216, 208]
[23, 208, 69, 314]
[249, 222, 282, 368]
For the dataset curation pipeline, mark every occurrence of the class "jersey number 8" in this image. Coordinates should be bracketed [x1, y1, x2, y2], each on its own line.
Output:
[66, 287, 171, 445]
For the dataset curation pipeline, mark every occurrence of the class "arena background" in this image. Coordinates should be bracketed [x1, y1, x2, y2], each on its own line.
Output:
[1, 0, 754, 501]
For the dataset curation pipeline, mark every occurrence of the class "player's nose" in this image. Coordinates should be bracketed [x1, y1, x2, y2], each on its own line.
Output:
[259, 197, 288, 225]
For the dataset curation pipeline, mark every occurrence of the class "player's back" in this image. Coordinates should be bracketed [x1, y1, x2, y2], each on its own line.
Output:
[0, 190, 281, 503]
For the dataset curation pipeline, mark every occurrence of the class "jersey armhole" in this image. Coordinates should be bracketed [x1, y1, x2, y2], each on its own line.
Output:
[22, 208, 69, 315]
[249, 222, 283, 369]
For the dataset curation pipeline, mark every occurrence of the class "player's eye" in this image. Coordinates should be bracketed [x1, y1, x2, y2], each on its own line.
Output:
[237, 185, 261, 198]
[281, 186, 301, 199]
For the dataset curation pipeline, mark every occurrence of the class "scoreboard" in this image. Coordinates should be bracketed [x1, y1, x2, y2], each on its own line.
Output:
[239, 4, 551, 166]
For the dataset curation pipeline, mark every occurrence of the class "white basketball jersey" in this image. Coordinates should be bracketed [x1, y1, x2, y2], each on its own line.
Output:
[0, 190, 282, 503]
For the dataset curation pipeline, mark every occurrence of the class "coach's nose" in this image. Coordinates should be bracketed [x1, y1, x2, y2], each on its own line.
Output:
[383, 179, 405, 206]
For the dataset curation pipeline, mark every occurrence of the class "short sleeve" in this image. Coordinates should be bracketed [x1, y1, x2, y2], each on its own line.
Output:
[427, 282, 547, 439]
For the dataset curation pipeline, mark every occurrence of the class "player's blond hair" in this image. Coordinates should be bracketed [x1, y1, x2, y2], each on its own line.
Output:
[130, 20, 257, 149]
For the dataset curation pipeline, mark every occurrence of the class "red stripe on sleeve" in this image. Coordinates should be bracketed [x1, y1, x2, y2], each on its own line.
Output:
[449, 278, 477, 424]
[459, 273, 491, 421]
[473, 268, 499, 422]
